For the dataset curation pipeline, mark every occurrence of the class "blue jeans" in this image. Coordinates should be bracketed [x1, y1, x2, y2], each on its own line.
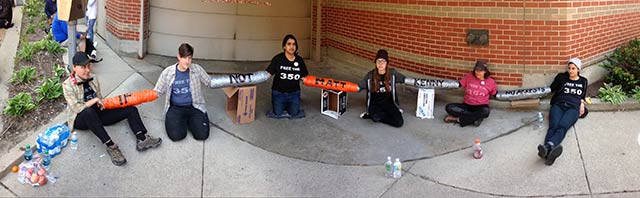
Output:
[86, 18, 96, 39]
[271, 90, 301, 116]
[544, 103, 579, 146]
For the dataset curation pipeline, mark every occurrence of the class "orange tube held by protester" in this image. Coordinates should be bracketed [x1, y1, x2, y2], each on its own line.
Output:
[103, 89, 158, 109]
[302, 75, 360, 92]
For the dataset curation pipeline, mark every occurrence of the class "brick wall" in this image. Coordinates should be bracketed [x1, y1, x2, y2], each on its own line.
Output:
[318, 0, 640, 86]
[106, 0, 150, 41]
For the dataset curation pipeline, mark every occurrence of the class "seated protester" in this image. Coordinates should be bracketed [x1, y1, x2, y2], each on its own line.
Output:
[154, 43, 211, 141]
[63, 52, 162, 166]
[51, 13, 99, 61]
[0, 0, 14, 29]
[265, 34, 309, 119]
[444, 61, 497, 127]
[357, 49, 406, 128]
[537, 58, 588, 166]
[45, 0, 56, 29]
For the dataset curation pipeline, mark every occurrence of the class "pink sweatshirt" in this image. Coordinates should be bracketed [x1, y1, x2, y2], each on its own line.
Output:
[459, 73, 497, 105]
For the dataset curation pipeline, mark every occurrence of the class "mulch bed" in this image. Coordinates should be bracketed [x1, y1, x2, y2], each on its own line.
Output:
[0, 11, 65, 152]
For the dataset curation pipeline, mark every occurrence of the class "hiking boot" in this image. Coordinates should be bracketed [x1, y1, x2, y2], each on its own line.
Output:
[537, 144, 549, 159]
[137, 134, 162, 152]
[359, 112, 371, 119]
[106, 145, 127, 166]
[545, 145, 563, 166]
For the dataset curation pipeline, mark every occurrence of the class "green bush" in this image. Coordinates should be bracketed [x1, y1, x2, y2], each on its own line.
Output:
[24, 0, 45, 18]
[36, 78, 63, 102]
[16, 38, 66, 61]
[600, 38, 640, 93]
[10, 66, 36, 84]
[25, 23, 36, 34]
[632, 86, 640, 102]
[3, 93, 36, 117]
[598, 83, 628, 105]
[16, 41, 37, 61]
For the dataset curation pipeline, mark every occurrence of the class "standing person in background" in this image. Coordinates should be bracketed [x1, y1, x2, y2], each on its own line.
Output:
[357, 49, 406, 128]
[443, 61, 497, 127]
[154, 43, 212, 141]
[45, 0, 56, 32]
[265, 34, 309, 119]
[537, 58, 588, 166]
[85, 0, 97, 40]
[0, 0, 13, 29]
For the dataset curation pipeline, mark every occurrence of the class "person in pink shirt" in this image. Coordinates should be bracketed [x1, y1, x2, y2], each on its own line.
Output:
[444, 61, 497, 127]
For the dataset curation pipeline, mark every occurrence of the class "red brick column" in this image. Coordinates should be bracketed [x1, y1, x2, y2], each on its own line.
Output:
[105, 0, 150, 53]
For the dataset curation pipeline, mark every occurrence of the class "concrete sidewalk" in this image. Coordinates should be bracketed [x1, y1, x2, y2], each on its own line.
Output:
[1, 36, 640, 197]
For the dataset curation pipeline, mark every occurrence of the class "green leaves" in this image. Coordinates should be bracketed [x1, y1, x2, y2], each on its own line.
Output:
[601, 38, 640, 93]
[36, 78, 63, 102]
[53, 63, 66, 78]
[16, 38, 66, 61]
[598, 83, 628, 105]
[3, 93, 36, 117]
[632, 86, 640, 102]
[10, 66, 36, 84]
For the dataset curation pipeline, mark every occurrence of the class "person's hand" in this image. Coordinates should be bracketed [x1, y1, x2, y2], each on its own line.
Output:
[97, 99, 104, 110]
[579, 101, 585, 116]
[80, 33, 86, 40]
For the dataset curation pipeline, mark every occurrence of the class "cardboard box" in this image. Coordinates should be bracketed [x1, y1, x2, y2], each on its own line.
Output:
[223, 86, 256, 124]
[416, 88, 435, 119]
[321, 89, 347, 119]
[57, 0, 87, 22]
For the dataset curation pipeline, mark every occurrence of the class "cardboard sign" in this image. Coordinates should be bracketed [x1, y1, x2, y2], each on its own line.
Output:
[416, 88, 435, 119]
[57, 0, 87, 21]
[223, 86, 256, 124]
[321, 89, 347, 119]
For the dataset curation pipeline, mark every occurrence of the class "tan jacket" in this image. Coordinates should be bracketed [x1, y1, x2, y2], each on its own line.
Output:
[62, 73, 102, 131]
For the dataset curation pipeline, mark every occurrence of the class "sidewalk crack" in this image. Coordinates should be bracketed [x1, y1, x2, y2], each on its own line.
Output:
[0, 181, 18, 197]
[573, 126, 593, 196]
[378, 162, 416, 198]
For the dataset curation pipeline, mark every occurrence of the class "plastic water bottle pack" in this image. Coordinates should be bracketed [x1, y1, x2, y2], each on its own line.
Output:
[36, 124, 70, 158]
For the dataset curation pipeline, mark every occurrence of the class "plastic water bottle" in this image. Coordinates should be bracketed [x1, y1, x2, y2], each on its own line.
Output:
[392, 158, 402, 178]
[42, 150, 51, 170]
[23, 144, 33, 161]
[70, 132, 78, 150]
[535, 112, 544, 130]
[384, 156, 393, 178]
[473, 139, 483, 159]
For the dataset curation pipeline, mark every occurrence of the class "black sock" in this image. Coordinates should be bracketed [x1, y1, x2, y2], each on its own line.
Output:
[135, 131, 146, 141]
[105, 139, 115, 147]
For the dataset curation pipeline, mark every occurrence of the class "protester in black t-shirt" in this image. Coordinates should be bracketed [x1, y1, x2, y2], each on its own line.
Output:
[265, 34, 309, 119]
[357, 49, 406, 127]
[537, 58, 588, 166]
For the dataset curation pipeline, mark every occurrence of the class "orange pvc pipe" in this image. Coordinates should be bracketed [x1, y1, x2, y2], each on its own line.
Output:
[303, 75, 359, 92]
[103, 89, 158, 110]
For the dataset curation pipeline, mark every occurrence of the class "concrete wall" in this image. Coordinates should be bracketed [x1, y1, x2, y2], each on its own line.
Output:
[147, 0, 311, 61]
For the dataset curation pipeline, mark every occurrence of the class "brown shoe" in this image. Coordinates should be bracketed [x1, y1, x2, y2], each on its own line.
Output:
[444, 115, 459, 123]
[136, 134, 162, 152]
[106, 145, 127, 166]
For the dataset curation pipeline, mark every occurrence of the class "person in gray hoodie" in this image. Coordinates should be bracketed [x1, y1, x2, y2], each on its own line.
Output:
[357, 49, 406, 127]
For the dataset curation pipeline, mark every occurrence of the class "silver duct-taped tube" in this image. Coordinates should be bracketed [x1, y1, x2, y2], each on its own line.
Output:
[209, 70, 270, 89]
[495, 87, 551, 101]
[404, 78, 460, 89]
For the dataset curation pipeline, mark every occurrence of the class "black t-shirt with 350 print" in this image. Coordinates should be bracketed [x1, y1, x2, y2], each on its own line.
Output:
[550, 72, 588, 108]
[266, 52, 309, 93]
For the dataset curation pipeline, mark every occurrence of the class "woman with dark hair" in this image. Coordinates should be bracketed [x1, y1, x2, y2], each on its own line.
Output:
[154, 43, 212, 141]
[444, 61, 497, 127]
[537, 58, 588, 166]
[357, 49, 406, 127]
[265, 34, 309, 119]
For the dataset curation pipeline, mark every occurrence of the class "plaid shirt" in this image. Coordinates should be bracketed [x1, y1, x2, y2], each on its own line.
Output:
[63, 73, 102, 131]
[154, 63, 211, 116]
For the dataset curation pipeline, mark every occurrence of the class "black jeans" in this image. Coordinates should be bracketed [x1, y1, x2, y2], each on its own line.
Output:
[368, 101, 404, 128]
[445, 103, 490, 127]
[74, 106, 147, 144]
[544, 103, 579, 146]
[165, 105, 210, 141]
